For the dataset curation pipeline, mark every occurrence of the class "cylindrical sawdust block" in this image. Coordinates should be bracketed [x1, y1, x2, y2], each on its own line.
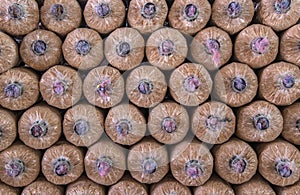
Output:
[169, 63, 212, 106]
[146, 27, 188, 70]
[213, 138, 258, 184]
[0, 182, 20, 195]
[84, 0, 126, 34]
[168, 0, 211, 35]
[66, 176, 106, 195]
[275, 181, 300, 195]
[105, 27, 144, 71]
[234, 24, 279, 69]
[127, 138, 169, 184]
[259, 62, 300, 106]
[63, 103, 104, 147]
[191, 27, 232, 71]
[41, 0, 82, 36]
[83, 66, 124, 109]
[0, 0, 39, 36]
[192, 101, 236, 144]
[151, 175, 192, 195]
[0, 67, 39, 111]
[108, 175, 148, 195]
[212, 0, 254, 35]
[40, 65, 82, 109]
[0, 31, 19, 74]
[0, 109, 17, 152]
[62, 28, 104, 70]
[257, 139, 300, 187]
[170, 139, 214, 186]
[258, 0, 300, 31]
[214, 62, 258, 107]
[20, 29, 62, 71]
[126, 65, 167, 108]
[105, 103, 146, 146]
[42, 142, 84, 185]
[128, 0, 168, 34]
[0, 143, 41, 187]
[148, 101, 189, 145]
[85, 139, 126, 186]
[22, 178, 64, 195]
[282, 102, 300, 145]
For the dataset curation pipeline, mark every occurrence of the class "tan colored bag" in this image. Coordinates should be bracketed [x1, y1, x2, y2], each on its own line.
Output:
[275, 181, 300, 195]
[0, 31, 19, 74]
[66, 176, 106, 195]
[22, 177, 64, 195]
[0, 109, 17, 152]
[0, 182, 20, 195]
[108, 175, 148, 195]
[151, 175, 191, 195]
[193, 175, 234, 195]
[282, 102, 300, 145]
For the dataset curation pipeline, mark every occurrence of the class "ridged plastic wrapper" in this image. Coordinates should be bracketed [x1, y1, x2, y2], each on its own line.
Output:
[83, 66, 124, 109]
[0, 182, 20, 195]
[234, 24, 279, 69]
[84, 0, 126, 34]
[259, 62, 300, 106]
[275, 181, 300, 195]
[0, 109, 17, 152]
[212, 0, 254, 35]
[213, 138, 258, 184]
[20, 29, 62, 71]
[85, 139, 126, 186]
[127, 138, 169, 184]
[0, 0, 39, 36]
[168, 0, 211, 35]
[214, 62, 258, 107]
[169, 63, 212, 106]
[22, 177, 64, 195]
[282, 102, 300, 145]
[66, 176, 106, 195]
[105, 103, 146, 146]
[170, 139, 213, 186]
[63, 103, 104, 147]
[258, 0, 300, 31]
[62, 28, 104, 70]
[236, 100, 283, 142]
[0, 67, 39, 111]
[126, 65, 167, 108]
[108, 175, 148, 195]
[105, 27, 144, 71]
[0, 143, 41, 187]
[191, 27, 232, 71]
[193, 175, 234, 195]
[42, 142, 84, 185]
[148, 101, 189, 145]
[40, 65, 82, 109]
[0, 31, 19, 74]
[257, 139, 300, 187]
[192, 101, 236, 144]
[128, 0, 168, 34]
[41, 0, 82, 36]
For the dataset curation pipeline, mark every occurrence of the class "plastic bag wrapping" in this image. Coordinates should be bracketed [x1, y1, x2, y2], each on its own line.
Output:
[169, 63, 212, 106]
[127, 138, 169, 184]
[275, 181, 300, 195]
[0, 109, 17, 152]
[170, 139, 213, 186]
[105, 103, 146, 146]
[0, 31, 19, 74]
[83, 66, 124, 109]
[63, 103, 104, 147]
[20, 29, 62, 71]
[234, 24, 279, 69]
[236, 100, 283, 142]
[84, 0, 126, 34]
[63, 28, 104, 70]
[105, 27, 144, 71]
[212, 138, 258, 184]
[0, 143, 41, 187]
[0, 0, 39, 36]
[40, 65, 82, 109]
[168, 0, 211, 35]
[128, 0, 168, 34]
[22, 177, 64, 195]
[0, 182, 20, 195]
[146, 27, 187, 70]
[259, 62, 300, 106]
[190, 27, 232, 71]
[282, 102, 300, 145]
[212, 0, 254, 35]
[41, 0, 82, 36]
[214, 62, 258, 107]
[257, 139, 300, 187]
[126, 65, 167, 108]
[108, 175, 148, 195]
[192, 101, 236, 144]
[42, 141, 84, 185]
[85, 139, 126, 186]
[66, 176, 106, 195]
[258, 0, 300, 31]
[0, 67, 39, 111]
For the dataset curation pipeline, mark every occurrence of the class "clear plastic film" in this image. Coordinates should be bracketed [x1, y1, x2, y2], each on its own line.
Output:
[275, 181, 300, 195]
[0, 109, 17, 152]
[0, 31, 19, 74]
[108, 175, 148, 195]
[0, 182, 20, 195]
[22, 177, 64, 195]
[66, 176, 106, 195]
[282, 102, 300, 145]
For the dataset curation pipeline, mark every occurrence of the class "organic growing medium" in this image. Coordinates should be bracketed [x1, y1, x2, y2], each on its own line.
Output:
[281, 102, 300, 145]
[0, 109, 17, 152]
[65, 176, 106, 195]
[0, 31, 19, 74]
[22, 178, 64, 195]
[275, 181, 300, 195]
[0, 182, 20, 195]
[108, 175, 148, 195]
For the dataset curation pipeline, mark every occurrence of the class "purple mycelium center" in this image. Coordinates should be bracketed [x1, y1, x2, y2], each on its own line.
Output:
[76, 40, 91, 56]
[30, 120, 48, 138]
[185, 160, 204, 178]
[96, 157, 113, 177]
[138, 79, 153, 95]
[142, 158, 157, 174]
[159, 39, 175, 56]
[184, 4, 199, 21]
[274, 0, 291, 13]
[116, 120, 131, 137]
[73, 119, 89, 135]
[229, 155, 247, 173]
[275, 159, 293, 178]
[227, 2, 242, 18]
[206, 39, 221, 66]
[183, 75, 201, 92]
[96, 78, 113, 99]
[141, 2, 156, 19]
[253, 114, 270, 131]
[251, 37, 270, 54]
[53, 157, 71, 176]
[8, 3, 25, 19]
[161, 117, 176, 133]
[53, 81, 67, 96]
[5, 159, 25, 177]
[5, 82, 23, 98]
[278, 74, 295, 89]
[96, 3, 111, 17]
[50, 4, 65, 21]
[116, 42, 131, 57]
[232, 77, 247, 92]
[32, 40, 47, 56]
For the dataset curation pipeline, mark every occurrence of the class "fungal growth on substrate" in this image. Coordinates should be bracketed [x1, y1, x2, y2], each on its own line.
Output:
[108, 175, 148, 195]
[0, 182, 20, 195]
[66, 176, 106, 195]
[281, 102, 300, 145]
[22, 178, 64, 195]
[0, 31, 19, 74]
[275, 181, 300, 195]
[0, 109, 17, 152]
